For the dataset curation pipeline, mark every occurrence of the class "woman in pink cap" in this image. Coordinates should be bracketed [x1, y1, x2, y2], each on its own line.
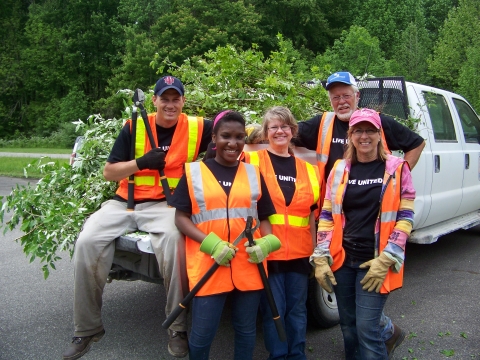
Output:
[310, 108, 416, 359]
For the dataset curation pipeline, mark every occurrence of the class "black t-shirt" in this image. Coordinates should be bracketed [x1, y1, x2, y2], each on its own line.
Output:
[342, 159, 385, 261]
[265, 151, 317, 275]
[170, 158, 275, 221]
[295, 113, 424, 181]
[107, 119, 213, 164]
[267, 151, 296, 206]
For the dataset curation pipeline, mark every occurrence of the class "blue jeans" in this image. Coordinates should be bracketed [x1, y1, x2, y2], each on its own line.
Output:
[260, 271, 308, 360]
[333, 256, 389, 360]
[189, 289, 262, 360]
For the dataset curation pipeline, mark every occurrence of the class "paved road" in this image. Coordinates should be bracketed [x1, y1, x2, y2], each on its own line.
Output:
[1, 176, 479, 359]
[0, 152, 70, 159]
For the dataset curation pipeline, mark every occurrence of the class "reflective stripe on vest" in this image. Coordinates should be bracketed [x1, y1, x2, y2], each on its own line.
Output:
[316, 112, 335, 164]
[189, 162, 260, 225]
[186, 116, 200, 163]
[184, 161, 264, 296]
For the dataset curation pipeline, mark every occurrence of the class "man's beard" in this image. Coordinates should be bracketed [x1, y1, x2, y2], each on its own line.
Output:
[336, 108, 354, 121]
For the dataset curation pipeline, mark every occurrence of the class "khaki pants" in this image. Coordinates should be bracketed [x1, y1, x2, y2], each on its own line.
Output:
[73, 200, 188, 337]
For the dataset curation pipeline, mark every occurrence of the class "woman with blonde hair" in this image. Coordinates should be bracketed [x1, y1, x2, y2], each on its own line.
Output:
[245, 106, 320, 359]
[311, 108, 415, 359]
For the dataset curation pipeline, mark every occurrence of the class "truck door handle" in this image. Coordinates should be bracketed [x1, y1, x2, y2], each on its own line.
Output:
[434, 155, 440, 173]
[465, 154, 470, 169]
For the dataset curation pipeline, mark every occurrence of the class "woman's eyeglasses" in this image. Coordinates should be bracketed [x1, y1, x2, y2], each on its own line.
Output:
[267, 125, 291, 132]
[352, 129, 379, 136]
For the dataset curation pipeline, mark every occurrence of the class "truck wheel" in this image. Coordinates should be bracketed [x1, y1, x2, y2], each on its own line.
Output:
[307, 277, 340, 328]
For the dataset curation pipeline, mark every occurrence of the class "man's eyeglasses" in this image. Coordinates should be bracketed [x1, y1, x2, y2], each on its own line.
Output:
[330, 94, 353, 102]
[268, 125, 291, 132]
[352, 129, 379, 136]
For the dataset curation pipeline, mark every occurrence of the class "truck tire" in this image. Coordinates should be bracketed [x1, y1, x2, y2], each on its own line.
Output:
[307, 277, 340, 328]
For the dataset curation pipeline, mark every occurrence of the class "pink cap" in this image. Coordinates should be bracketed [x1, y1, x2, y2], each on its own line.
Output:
[349, 109, 381, 129]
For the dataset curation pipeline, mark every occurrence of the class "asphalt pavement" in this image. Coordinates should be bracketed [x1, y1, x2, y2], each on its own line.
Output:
[1, 176, 479, 360]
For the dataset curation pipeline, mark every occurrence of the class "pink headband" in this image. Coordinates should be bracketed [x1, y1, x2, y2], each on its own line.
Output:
[213, 110, 232, 128]
[211, 110, 232, 150]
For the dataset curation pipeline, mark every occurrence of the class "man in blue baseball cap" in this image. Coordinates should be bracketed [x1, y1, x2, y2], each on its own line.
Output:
[63, 75, 213, 359]
[296, 70, 425, 179]
[295, 71, 425, 358]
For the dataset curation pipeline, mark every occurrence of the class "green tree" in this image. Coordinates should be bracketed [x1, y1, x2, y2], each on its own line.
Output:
[19, 0, 124, 136]
[0, 0, 31, 138]
[314, 26, 391, 78]
[423, 0, 459, 38]
[107, 0, 267, 115]
[428, 0, 480, 91]
[391, 21, 432, 84]
[457, 47, 480, 112]
[351, 0, 425, 59]
[251, 0, 352, 55]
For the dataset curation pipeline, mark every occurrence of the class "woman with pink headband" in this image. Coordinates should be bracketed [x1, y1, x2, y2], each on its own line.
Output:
[170, 110, 279, 359]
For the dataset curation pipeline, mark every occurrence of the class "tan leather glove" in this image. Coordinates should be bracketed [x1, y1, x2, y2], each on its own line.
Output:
[359, 252, 396, 292]
[313, 257, 337, 293]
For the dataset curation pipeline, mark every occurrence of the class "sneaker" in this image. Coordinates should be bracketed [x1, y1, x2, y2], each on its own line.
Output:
[62, 329, 105, 360]
[385, 324, 406, 359]
[168, 330, 188, 358]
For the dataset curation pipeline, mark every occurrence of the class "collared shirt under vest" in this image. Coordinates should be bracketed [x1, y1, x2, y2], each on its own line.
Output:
[116, 113, 204, 201]
[184, 161, 265, 296]
[245, 149, 320, 260]
[328, 158, 404, 294]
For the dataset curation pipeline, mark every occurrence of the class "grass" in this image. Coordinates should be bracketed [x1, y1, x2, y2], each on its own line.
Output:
[0, 157, 69, 178]
[0, 148, 71, 154]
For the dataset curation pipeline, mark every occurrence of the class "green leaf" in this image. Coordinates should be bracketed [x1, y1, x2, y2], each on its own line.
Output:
[440, 349, 455, 357]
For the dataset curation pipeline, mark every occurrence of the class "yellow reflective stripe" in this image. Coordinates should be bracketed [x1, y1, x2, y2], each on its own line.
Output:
[134, 175, 155, 186]
[187, 116, 199, 162]
[168, 178, 180, 188]
[268, 214, 310, 227]
[305, 162, 320, 203]
[135, 120, 146, 159]
[247, 151, 259, 166]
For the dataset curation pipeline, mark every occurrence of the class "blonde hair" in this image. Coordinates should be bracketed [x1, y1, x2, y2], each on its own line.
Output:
[261, 106, 298, 155]
[344, 126, 388, 164]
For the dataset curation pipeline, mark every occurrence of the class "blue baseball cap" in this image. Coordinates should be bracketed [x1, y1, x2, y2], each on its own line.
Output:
[325, 72, 357, 90]
[154, 76, 185, 96]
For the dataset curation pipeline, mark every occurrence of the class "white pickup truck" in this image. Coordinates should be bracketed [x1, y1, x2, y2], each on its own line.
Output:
[109, 77, 480, 329]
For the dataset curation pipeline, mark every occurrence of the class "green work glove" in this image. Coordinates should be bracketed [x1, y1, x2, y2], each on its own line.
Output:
[244, 234, 281, 264]
[200, 232, 238, 267]
[313, 257, 337, 293]
[359, 252, 396, 293]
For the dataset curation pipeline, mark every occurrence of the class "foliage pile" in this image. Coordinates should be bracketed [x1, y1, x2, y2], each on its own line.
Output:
[1, 115, 122, 278]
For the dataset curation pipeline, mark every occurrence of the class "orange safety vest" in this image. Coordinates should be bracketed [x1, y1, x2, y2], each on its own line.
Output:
[184, 161, 265, 296]
[245, 149, 320, 260]
[116, 113, 204, 201]
[328, 159, 404, 294]
[315, 112, 390, 181]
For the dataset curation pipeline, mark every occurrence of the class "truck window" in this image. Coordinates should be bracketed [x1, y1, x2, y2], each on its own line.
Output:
[423, 92, 457, 142]
[452, 98, 480, 144]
